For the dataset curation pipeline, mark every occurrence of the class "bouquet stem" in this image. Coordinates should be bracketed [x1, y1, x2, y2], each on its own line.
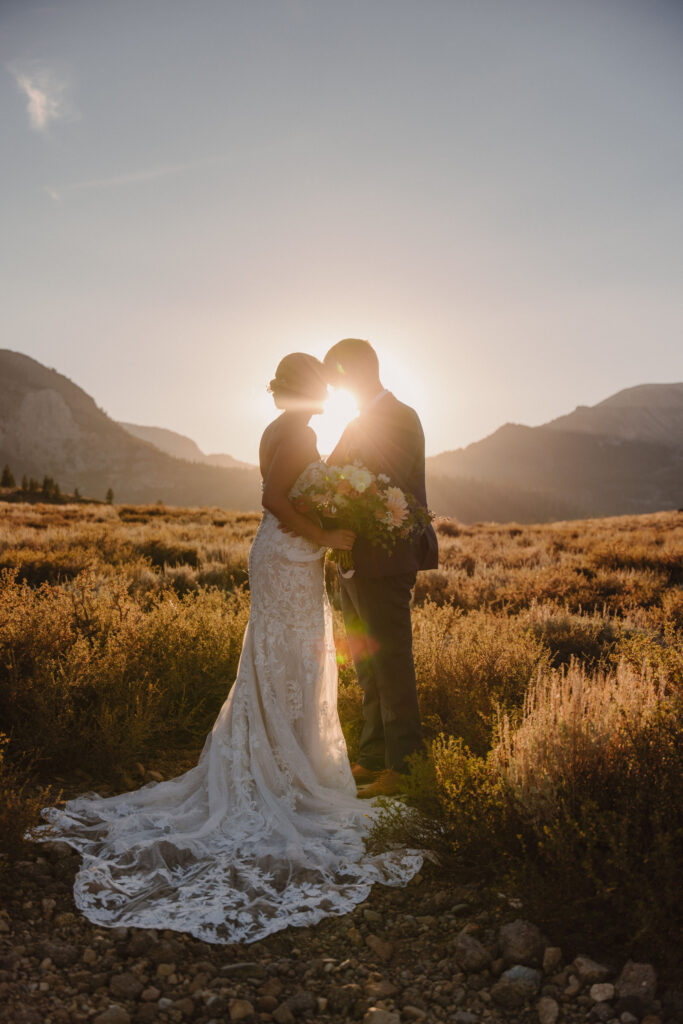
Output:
[331, 549, 354, 574]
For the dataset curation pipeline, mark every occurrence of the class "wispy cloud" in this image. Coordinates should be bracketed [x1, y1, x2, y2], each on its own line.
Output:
[8, 60, 73, 132]
[45, 156, 229, 201]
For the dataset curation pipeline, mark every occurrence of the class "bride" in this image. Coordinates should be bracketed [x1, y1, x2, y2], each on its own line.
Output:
[33, 352, 422, 945]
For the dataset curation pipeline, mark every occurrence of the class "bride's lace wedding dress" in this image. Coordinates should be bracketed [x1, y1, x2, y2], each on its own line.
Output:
[33, 464, 422, 944]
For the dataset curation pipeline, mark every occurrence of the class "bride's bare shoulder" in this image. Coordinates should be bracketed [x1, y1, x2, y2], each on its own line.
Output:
[259, 418, 318, 477]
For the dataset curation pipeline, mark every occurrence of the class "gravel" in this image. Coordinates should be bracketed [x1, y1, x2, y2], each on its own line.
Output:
[0, 845, 679, 1024]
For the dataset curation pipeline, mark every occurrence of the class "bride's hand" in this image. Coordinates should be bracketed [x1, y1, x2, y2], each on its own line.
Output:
[324, 528, 356, 551]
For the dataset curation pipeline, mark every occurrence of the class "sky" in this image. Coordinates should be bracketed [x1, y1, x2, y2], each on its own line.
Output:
[2, 0, 682, 462]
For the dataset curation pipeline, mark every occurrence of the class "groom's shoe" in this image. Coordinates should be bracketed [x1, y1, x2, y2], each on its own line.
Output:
[356, 769, 404, 799]
[351, 763, 381, 785]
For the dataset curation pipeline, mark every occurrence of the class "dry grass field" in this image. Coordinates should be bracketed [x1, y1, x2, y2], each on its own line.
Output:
[0, 498, 681, 969]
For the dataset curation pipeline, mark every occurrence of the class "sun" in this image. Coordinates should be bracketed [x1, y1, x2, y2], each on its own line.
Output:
[311, 388, 358, 457]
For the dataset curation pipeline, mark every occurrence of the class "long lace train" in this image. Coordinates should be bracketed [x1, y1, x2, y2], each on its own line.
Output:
[33, 495, 421, 944]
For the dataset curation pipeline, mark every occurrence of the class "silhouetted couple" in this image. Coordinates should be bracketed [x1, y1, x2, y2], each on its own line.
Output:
[34, 338, 437, 945]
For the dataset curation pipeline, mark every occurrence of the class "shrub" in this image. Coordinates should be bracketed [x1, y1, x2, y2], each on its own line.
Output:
[0, 569, 250, 777]
[0, 735, 53, 870]
[496, 661, 683, 964]
[377, 660, 683, 970]
[521, 602, 623, 668]
[412, 602, 550, 753]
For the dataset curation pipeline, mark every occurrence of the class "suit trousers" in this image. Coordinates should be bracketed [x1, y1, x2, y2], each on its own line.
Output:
[339, 570, 422, 773]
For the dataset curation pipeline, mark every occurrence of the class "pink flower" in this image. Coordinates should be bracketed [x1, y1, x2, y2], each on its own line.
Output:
[385, 486, 409, 528]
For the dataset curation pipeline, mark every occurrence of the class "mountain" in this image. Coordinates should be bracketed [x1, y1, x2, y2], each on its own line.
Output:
[118, 422, 251, 469]
[544, 383, 683, 445]
[2, 348, 680, 522]
[427, 383, 683, 521]
[0, 350, 261, 508]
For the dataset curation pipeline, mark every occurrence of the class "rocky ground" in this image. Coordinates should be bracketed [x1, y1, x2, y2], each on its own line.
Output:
[1, 843, 681, 1024]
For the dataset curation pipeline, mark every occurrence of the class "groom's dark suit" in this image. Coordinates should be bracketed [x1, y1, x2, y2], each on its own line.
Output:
[333, 392, 438, 773]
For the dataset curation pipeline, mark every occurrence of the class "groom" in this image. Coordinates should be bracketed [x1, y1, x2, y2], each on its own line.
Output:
[325, 339, 438, 797]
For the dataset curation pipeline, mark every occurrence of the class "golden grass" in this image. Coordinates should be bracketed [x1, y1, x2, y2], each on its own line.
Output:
[1, 500, 681, 965]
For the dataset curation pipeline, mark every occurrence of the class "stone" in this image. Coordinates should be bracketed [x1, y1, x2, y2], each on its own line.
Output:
[82, 948, 97, 964]
[54, 911, 76, 926]
[36, 941, 78, 967]
[615, 961, 657, 1009]
[93, 1009, 131, 1024]
[147, 939, 182, 965]
[641, 1016, 662, 1024]
[285, 991, 317, 1016]
[328, 982, 363, 1015]
[536, 995, 559, 1024]
[454, 1013, 478, 1024]
[498, 920, 545, 966]
[365, 978, 398, 999]
[260, 977, 283, 998]
[257, 995, 279, 1012]
[136, 1006, 158, 1023]
[365, 934, 394, 962]
[591, 983, 616, 1003]
[41, 897, 56, 919]
[173, 998, 195, 1017]
[272, 1006, 296, 1024]
[542, 947, 563, 974]
[363, 1010, 401, 1024]
[573, 955, 611, 985]
[142, 987, 161, 1001]
[155, 962, 176, 978]
[228, 998, 254, 1021]
[491, 965, 543, 1008]
[404, 1008, 427, 1021]
[564, 975, 582, 997]
[364, 909, 383, 924]
[110, 972, 144, 1000]
[127, 932, 159, 958]
[453, 930, 492, 972]
[620, 1014, 639, 1024]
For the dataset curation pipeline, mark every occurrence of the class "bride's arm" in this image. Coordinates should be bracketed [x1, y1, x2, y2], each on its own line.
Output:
[262, 438, 355, 550]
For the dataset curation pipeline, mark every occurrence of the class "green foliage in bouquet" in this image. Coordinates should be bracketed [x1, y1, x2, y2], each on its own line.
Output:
[290, 460, 433, 570]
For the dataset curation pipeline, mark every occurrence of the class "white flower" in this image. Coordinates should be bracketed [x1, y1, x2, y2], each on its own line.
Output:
[377, 473, 390, 484]
[348, 467, 373, 493]
[289, 461, 325, 497]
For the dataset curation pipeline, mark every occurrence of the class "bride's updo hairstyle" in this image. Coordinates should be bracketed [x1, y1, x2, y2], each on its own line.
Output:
[268, 353, 328, 410]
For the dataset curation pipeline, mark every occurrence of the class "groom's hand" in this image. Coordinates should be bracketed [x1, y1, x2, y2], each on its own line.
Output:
[277, 521, 299, 537]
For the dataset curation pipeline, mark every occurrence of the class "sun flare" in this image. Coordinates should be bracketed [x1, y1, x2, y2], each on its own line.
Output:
[311, 388, 358, 457]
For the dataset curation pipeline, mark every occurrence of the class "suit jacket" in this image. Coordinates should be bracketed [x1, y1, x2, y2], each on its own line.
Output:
[333, 392, 439, 577]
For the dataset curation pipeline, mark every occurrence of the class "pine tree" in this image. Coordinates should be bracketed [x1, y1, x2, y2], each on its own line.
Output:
[106, 487, 114, 504]
[1, 465, 15, 487]
[21, 474, 28, 492]
[74, 487, 81, 501]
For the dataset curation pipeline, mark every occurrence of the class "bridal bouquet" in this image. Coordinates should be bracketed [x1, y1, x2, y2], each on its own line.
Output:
[290, 461, 433, 573]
